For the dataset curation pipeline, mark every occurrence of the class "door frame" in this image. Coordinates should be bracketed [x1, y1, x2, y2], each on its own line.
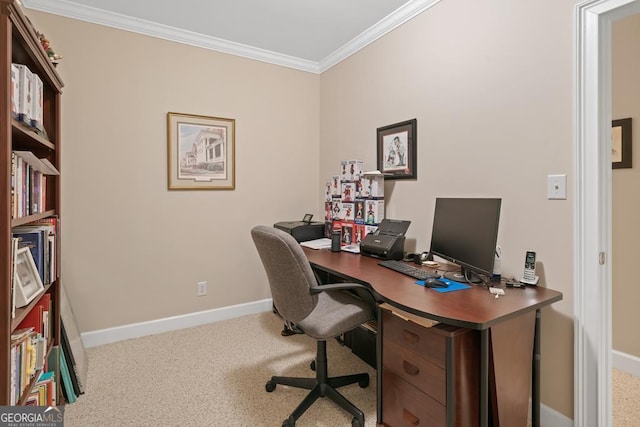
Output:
[574, 0, 640, 425]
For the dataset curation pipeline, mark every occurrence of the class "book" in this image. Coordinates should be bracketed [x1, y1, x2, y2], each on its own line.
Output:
[13, 224, 55, 285]
[13, 228, 46, 284]
[10, 64, 20, 119]
[10, 328, 40, 403]
[17, 293, 50, 343]
[10, 237, 19, 318]
[11, 152, 16, 218]
[60, 321, 81, 396]
[58, 346, 77, 403]
[32, 216, 59, 281]
[60, 285, 88, 395]
[35, 370, 56, 406]
[13, 64, 33, 125]
[11, 152, 59, 217]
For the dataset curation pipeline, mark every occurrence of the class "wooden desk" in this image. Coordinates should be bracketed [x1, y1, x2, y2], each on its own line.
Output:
[303, 248, 563, 427]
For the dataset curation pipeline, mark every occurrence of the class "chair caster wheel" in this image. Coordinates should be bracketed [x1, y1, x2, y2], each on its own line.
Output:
[358, 375, 369, 388]
[310, 360, 316, 371]
[282, 417, 295, 427]
[265, 381, 276, 392]
[352, 416, 363, 427]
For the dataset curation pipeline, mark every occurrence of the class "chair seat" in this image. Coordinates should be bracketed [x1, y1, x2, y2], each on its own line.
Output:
[296, 289, 372, 340]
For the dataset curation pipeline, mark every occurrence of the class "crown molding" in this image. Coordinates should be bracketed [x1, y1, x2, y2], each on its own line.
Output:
[318, 0, 441, 72]
[22, 0, 439, 74]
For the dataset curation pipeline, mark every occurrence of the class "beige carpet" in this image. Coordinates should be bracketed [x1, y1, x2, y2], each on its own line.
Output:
[63, 312, 377, 426]
[613, 368, 640, 426]
[63, 311, 640, 426]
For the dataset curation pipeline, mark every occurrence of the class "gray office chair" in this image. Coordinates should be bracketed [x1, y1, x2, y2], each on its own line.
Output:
[251, 225, 375, 427]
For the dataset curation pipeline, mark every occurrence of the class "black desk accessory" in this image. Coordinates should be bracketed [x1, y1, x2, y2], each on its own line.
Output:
[274, 214, 324, 242]
[377, 259, 440, 280]
[361, 219, 411, 260]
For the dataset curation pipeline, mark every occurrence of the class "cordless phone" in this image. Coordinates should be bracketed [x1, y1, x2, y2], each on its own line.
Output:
[520, 251, 539, 285]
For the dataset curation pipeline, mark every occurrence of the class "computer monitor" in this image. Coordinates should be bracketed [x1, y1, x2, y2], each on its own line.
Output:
[428, 197, 502, 283]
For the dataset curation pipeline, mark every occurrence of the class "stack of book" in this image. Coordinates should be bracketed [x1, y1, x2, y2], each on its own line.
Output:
[10, 151, 60, 220]
[10, 294, 53, 405]
[13, 217, 58, 286]
[10, 290, 88, 405]
[11, 63, 45, 133]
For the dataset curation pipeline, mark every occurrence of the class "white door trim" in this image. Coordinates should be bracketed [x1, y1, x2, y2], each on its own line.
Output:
[574, 1, 640, 425]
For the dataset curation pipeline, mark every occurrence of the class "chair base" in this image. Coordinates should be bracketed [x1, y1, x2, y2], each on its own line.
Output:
[265, 340, 369, 426]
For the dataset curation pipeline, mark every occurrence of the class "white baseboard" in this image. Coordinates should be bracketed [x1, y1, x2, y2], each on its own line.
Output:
[81, 299, 273, 348]
[612, 349, 640, 377]
[539, 402, 573, 427]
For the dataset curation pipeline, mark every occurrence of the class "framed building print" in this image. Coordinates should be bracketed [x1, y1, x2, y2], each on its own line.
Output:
[167, 112, 236, 190]
[377, 118, 417, 179]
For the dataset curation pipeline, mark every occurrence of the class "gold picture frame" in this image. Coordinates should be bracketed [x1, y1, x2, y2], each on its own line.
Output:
[167, 112, 236, 190]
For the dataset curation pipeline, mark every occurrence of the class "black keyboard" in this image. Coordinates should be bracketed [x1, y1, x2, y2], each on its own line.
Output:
[378, 260, 441, 281]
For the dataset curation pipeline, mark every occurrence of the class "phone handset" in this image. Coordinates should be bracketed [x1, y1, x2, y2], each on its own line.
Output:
[520, 251, 539, 285]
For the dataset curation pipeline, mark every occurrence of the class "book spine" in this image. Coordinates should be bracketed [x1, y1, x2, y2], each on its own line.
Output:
[11, 152, 16, 219]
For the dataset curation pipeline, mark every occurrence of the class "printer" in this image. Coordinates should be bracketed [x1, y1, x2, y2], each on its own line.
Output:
[274, 214, 325, 242]
[360, 219, 411, 260]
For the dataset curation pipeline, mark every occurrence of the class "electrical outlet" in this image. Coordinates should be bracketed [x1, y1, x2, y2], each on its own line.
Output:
[197, 281, 207, 296]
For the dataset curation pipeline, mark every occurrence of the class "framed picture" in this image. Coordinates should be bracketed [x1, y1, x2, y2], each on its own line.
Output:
[14, 247, 44, 308]
[167, 112, 236, 190]
[377, 118, 417, 179]
[612, 118, 632, 169]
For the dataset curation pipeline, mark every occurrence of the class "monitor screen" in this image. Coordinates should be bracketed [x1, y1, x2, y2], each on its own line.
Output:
[428, 198, 501, 283]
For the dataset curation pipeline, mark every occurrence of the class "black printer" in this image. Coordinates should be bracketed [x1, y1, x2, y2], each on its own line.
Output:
[274, 214, 325, 242]
[360, 219, 411, 260]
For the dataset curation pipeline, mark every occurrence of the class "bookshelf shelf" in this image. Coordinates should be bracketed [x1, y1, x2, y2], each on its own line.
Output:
[11, 210, 57, 227]
[1, 0, 64, 406]
[11, 284, 53, 330]
[12, 119, 56, 151]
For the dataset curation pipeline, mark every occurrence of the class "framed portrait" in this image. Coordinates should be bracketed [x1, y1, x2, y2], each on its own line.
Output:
[14, 246, 44, 308]
[377, 118, 417, 179]
[167, 112, 236, 190]
[612, 118, 632, 169]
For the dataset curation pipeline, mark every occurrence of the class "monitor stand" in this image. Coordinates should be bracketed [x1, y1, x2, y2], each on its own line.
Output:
[444, 269, 483, 284]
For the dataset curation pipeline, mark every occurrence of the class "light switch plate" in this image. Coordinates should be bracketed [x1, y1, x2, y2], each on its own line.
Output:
[547, 174, 567, 200]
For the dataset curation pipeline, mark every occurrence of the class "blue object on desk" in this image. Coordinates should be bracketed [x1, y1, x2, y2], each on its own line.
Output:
[416, 277, 471, 292]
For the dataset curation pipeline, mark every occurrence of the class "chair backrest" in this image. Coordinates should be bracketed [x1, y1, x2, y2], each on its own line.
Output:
[251, 225, 318, 324]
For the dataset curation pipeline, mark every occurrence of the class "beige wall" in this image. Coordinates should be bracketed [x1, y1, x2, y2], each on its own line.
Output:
[612, 14, 640, 358]
[27, 12, 321, 332]
[320, 0, 575, 417]
[29, 0, 579, 418]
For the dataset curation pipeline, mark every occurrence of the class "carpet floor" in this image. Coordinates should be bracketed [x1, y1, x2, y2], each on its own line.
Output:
[63, 311, 640, 426]
[63, 311, 376, 426]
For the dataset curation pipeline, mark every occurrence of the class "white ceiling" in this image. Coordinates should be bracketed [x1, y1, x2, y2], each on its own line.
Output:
[22, 0, 441, 73]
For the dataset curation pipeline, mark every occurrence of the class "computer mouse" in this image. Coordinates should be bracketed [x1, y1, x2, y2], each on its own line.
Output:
[425, 278, 448, 288]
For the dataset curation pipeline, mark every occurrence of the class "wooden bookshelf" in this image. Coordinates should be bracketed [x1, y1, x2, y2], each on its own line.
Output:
[0, 0, 64, 405]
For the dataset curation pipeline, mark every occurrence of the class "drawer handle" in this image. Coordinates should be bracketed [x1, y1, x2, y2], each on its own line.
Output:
[403, 360, 420, 376]
[403, 408, 420, 426]
[402, 329, 420, 344]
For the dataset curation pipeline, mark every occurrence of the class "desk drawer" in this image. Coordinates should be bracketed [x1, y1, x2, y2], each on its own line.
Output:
[382, 370, 445, 427]
[383, 340, 446, 404]
[382, 309, 446, 369]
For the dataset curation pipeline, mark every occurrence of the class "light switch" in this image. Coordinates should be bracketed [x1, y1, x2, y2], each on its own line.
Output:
[547, 174, 567, 200]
